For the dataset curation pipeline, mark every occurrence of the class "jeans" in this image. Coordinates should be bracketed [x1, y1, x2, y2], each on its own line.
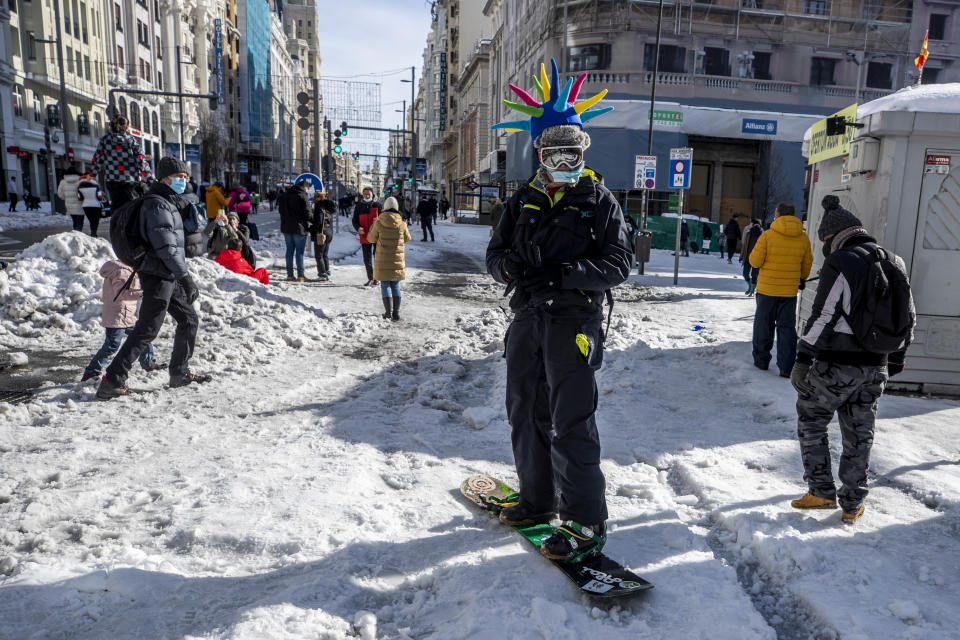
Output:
[71, 215, 84, 231]
[85, 327, 155, 377]
[315, 235, 332, 277]
[752, 293, 798, 375]
[380, 280, 401, 298]
[284, 233, 307, 278]
[422, 220, 435, 241]
[361, 243, 375, 281]
[105, 274, 198, 385]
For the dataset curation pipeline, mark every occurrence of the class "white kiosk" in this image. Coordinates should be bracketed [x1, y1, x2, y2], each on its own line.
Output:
[802, 84, 960, 395]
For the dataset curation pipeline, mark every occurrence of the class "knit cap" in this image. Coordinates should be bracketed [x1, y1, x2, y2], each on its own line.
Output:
[818, 195, 862, 240]
[157, 156, 188, 180]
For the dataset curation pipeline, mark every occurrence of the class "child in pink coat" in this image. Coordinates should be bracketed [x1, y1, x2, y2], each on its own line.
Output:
[82, 260, 161, 382]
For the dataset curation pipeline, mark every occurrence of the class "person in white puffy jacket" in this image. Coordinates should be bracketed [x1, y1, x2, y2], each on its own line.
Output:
[77, 173, 105, 236]
[56, 167, 84, 231]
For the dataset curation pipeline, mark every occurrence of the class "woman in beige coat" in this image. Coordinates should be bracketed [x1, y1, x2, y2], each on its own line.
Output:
[367, 196, 411, 321]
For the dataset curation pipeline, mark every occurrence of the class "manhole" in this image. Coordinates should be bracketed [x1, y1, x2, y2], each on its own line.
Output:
[0, 390, 34, 405]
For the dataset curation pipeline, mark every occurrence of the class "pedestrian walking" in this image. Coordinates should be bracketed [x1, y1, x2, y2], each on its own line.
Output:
[76, 173, 105, 236]
[7, 175, 19, 212]
[91, 114, 154, 209]
[56, 167, 85, 232]
[741, 218, 763, 296]
[312, 198, 336, 282]
[486, 60, 632, 562]
[723, 216, 741, 264]
[678, 218, 690, 257]
[748, 203, 812, 377]
[701, 223, 712, 254]
[82, 259, 162, 382]
[417, 196, 436, 241]
[227, 185, 253, 227]
[96, 156, 209, 400]
[789, 195, 915, 524]
[352, 184, 379, 286]
[204, 181, 228, 219]
[367, 196, 412, 321]
[440, 196, 450, 220]
[279, 181, 312, 282]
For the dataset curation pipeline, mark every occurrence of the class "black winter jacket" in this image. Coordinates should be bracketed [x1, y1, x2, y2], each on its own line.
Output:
[724, 219, 741, 240]
[138, 182, 189, 281]
[279, 187, 311, 234]
[797, 231, 913, 366]
[486, 169, 633, 312]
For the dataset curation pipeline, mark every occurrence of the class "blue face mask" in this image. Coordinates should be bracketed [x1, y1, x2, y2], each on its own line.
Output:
[169, 177, 187, 194]
[549, 168, 583, 184]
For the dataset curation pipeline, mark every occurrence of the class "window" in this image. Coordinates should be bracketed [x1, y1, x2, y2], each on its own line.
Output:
[76, 52, 82, 79]
[27, 32, 36, 59]
[72, 0, 80, 37]
[567, 44, 611, 72]
[114, 3, 122, 31]
[143, 107, 150, 134]
[866, 61, 891, 89]
[924, 67, 941, 84]
[645, 44, 687, 73]
[810, 57, 836, 85]
[752, 51, 771, 80]
[144, 60, 150, 81]
[117, 44, 124, 67]
[929, 14, 948, 40]
[118, 96, 126, 118]
[803, 0, 828, 15]
[156, 36, 162, 58]
[13, 85, 24, 118]
[703, 47, 730, 76]
[80, 2, 88, 42]
[129, 101, 140, 129]
[151, 112, 159, 136]
[157, 70, 163, 89]
[84, 55, 91, 80]
[33, 94, 42, 122]
[67, 46, 74, 73]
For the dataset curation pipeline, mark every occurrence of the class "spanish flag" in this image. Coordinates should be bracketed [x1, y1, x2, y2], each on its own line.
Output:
[915, 31, 929, 70]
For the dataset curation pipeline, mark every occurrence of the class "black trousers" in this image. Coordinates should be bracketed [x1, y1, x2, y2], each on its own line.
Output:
[106, 274, 198, 384]
[422, 220, 435, 241]
[83, 207, 102, 236]
[752, 293, 797, 375]
[726, 237, 738, 258]
[505, 308, 607, 524]
[8, 194, 17, 211]
[107, 182, 143, 210]
[742, 259, 758, 284]
[315, 235, 332, 276]
[361, 243, 375, 281]
[238, 211, 249, 227]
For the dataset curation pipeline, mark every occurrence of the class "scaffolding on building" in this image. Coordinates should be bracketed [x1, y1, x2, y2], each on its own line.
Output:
[321, 79, 384, 162]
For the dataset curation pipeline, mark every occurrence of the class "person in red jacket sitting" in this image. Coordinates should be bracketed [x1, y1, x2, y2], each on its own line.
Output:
[214, 238, 270, 284]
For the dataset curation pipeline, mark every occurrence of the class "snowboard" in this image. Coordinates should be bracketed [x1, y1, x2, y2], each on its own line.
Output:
[460, 474, 653, 598]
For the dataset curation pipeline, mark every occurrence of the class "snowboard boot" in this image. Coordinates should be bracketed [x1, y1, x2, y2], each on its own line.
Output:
[842, 504, 865, 524]
[499, 502, 556, 527]
[540, 520, 606, 562]
[791, 493, 837, 509]
[96, 377, 130, 400]
[169, 372, 213, 388]
[381, 297, 392, 319]
[391, 297, 401, 322]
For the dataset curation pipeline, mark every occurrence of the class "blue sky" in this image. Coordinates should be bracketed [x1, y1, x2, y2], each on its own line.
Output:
[317, 0, 435, 162]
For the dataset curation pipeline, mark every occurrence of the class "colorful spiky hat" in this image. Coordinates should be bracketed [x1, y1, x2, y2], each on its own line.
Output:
[491, 58, 614, 145]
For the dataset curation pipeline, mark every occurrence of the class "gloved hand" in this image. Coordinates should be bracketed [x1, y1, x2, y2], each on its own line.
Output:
[887, 353, 906, 377]
[790, 362, 815, 396]
[501, 251, 527, 281]
[798, 279, 806, 291]
[519, 263, 564, 291]
[180, 274, 200, 304]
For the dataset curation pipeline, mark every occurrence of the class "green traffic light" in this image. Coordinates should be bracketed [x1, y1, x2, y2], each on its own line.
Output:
[334, 145, 342, 154]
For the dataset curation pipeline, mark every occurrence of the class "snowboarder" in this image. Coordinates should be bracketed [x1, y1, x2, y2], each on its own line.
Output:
[486, 59, 632, 562]
[96, 156, 210, 399]
[748, 203, 812, 377]
[367, 196, 412, 321]
[789, 195, 915, 523]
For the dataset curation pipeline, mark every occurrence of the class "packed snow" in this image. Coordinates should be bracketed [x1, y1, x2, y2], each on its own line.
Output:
[0, 201, 61, 233]
[1, 221, 959, 639]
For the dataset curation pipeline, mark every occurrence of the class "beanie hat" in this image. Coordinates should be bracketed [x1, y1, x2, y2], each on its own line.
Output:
[227, 211, 239, 220]
[360, 183, 374, 193]
[534, 124, 591, 150]
[818, 195, 862, 240]
[157, 156, 188, 180]
[382, 196, 399, 213]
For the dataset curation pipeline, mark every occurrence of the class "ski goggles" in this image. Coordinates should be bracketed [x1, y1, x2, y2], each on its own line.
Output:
[538, 146, 584, 171]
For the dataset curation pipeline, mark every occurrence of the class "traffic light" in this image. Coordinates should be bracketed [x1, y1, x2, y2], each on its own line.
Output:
[296, 92, 311, 130]
[46, 104, 61, 128]
[341, 121, 348, 137]
[333, 144, 342, 154]
[333, 128, 342, 154]
[209, 92, 218, 112]
[354, 151, 360, 161]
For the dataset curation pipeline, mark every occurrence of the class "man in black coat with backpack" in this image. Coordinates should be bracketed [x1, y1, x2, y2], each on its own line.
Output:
[97, 157, 211, 399]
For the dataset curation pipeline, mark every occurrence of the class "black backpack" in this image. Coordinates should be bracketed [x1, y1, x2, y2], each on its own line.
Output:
[181, 201, 206, 234]
[843, 245, 915, 353]
[109, 195, 157, 269]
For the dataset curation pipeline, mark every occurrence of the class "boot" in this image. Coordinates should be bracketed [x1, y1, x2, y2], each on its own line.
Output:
[499, 503, 556, 527]
[540, 520, 606, 562]
[381, 297, 392, 319]
[748, 282, 756, 296]
[169, 372, 213, 388]
[791, 493, 837, 509]
[391, 296, 401, 321]
[842, 504, 865, 524]
[96, 377, 130, 400]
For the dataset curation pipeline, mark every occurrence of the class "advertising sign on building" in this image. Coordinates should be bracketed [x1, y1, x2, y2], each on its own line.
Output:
[185, 144, 201, 163]
[741, 118, 778, 136]
[648, 110, 683, 127]
[808, 103, 858, 165]
[924, 154, 951, 174]
[416, 158, 427, 177]
[214, 19, 224, 104]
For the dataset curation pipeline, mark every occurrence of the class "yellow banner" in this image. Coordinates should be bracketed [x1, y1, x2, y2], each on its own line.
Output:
[808, 103, 859, 165]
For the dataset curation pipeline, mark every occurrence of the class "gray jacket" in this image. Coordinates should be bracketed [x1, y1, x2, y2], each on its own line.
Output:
[138, 182, 188, 280]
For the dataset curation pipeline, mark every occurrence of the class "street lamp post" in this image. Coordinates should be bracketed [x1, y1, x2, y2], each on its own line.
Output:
[401, 66, 417, 211]
[32, 10, 69, 207]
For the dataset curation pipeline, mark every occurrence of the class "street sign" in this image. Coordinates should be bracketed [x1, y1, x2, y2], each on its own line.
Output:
[214, 19, 224, 104]
[634, 155, 657, 190]
[294, 172, 324, 200]
[669, 147, 693, 189]
[238, 160, 249, 173]
[415, 157, 427, 177]
[466, 180, 480, 190]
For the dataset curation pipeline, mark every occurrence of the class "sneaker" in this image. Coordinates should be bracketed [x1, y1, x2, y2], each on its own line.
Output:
[143, 361, 167, 372]
[540, 521, 606, 562]
[791, 493, 838, 509]
[499, 503, 557, 527]
[169, 372, 213, 388]
[96, 377, 130, 400]
[81, 372, 100, 382]
[842, 504, 865, 524]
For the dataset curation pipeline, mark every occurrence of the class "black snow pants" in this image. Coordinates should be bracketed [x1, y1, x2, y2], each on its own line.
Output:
[504, 306, 607, 525]
[106, 274, 198, 385]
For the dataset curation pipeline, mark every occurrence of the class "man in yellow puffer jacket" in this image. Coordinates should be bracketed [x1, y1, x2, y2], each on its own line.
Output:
[748, 203, 813, 377]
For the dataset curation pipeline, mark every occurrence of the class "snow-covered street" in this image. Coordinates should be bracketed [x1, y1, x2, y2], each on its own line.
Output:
[1, 221, 959, 639]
